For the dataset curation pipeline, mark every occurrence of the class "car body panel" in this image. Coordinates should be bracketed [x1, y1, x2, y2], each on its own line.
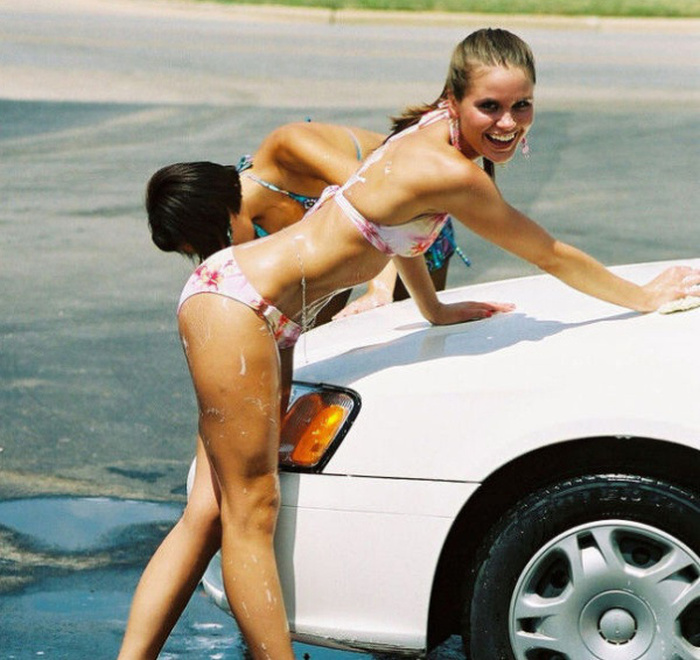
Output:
[294, 260, 700, 482]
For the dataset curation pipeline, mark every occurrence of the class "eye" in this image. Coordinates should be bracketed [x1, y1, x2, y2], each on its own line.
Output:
[513, 99, 533, 111]
[478, 100, 500, 112]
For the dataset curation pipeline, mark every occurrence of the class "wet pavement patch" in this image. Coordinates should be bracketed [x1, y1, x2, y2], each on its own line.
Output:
[0, 496, 180, 552]
[0, 496, 181, 597]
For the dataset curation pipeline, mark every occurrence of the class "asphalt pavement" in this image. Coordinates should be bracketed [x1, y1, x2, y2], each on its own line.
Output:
[2, 0, 699, 502]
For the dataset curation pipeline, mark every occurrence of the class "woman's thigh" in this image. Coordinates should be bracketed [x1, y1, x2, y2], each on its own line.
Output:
[178, 294, 282, 490]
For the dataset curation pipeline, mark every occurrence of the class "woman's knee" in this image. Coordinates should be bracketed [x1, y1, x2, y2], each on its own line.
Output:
[222, 472, 281, 538]
[180, 490, 222, 540]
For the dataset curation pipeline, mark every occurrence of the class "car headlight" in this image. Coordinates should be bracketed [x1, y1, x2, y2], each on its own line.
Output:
[278, 381, 360, 472]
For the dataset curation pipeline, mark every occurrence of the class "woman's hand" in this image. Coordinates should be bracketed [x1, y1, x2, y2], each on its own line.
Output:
[429, 300, 516, 325]
[333, 263, 396, 320]
[333, 287, 393, 319]
[641, 266, 700, 312]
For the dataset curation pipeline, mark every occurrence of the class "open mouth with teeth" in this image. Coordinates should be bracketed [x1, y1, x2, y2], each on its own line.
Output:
[486, 131, 518, 148]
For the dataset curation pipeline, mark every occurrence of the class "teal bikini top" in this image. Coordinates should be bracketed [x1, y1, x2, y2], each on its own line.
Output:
[236, 155, 319, 213]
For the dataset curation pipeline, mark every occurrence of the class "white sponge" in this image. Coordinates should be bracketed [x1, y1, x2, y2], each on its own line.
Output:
[658, 284, 700, 314]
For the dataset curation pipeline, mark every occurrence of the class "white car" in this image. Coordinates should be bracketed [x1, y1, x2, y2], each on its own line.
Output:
[192, 258, 700, 660]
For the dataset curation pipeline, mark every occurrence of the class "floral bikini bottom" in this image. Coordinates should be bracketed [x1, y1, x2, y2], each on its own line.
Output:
[177, 248, 302, 349]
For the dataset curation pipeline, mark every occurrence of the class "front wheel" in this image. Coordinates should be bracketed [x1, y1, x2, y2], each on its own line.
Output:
[462, 475, 700, 660]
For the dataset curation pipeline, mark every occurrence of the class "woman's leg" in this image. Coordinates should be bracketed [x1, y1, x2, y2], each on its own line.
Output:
[118, 436, 222, 659]
[179, 294, 295, 660]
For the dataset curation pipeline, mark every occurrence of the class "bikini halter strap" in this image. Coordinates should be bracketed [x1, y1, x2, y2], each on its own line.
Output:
[416, 101, 463, 154]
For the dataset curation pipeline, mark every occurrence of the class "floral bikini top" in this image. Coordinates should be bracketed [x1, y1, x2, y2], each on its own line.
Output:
[330, 106, 457, 259]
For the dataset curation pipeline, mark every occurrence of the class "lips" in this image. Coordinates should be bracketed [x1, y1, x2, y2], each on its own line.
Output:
[485, 131, 518, 148]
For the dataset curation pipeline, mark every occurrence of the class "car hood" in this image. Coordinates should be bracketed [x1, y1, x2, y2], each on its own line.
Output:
[293, 259, 700, 482]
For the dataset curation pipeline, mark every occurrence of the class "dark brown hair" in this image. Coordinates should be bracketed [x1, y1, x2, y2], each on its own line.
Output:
[146, 162, 241, 263]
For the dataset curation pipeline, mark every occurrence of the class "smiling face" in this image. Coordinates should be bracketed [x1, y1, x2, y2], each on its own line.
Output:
[451, 64, 534, 164]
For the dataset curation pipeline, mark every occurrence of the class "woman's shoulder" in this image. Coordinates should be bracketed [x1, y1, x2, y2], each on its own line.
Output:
[253, 123, 319, 174]
[268, 121, 381, 147]
[393, 133, 488, 192]
[258, 122, 337, 165]
[264, 121, 334, 145]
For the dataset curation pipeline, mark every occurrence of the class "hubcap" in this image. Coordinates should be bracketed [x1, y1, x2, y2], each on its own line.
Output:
[508, 520, 700, 659]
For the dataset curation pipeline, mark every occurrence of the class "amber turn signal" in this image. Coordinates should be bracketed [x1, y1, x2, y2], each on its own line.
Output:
[279, 385, 358, 470]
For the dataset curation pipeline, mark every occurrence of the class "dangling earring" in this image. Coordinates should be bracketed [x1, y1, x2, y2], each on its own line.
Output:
[444, 94, 463, 153]
[448, 114, 462, 151]
[520, 135, 531, 158]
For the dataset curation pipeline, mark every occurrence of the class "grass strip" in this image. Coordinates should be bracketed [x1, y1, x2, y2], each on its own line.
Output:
[202, 0, 700, 18]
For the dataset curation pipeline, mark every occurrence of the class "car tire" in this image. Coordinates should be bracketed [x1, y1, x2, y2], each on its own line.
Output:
[461, 474, 700, 660]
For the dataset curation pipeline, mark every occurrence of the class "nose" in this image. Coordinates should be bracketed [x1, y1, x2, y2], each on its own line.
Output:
[497, 112, 517, 130]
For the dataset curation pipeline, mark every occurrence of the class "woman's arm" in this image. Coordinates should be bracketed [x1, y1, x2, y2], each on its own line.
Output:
[394, 254, 515, 324]
[442, 165, 700, 312]
[332, 261, 398, 319]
